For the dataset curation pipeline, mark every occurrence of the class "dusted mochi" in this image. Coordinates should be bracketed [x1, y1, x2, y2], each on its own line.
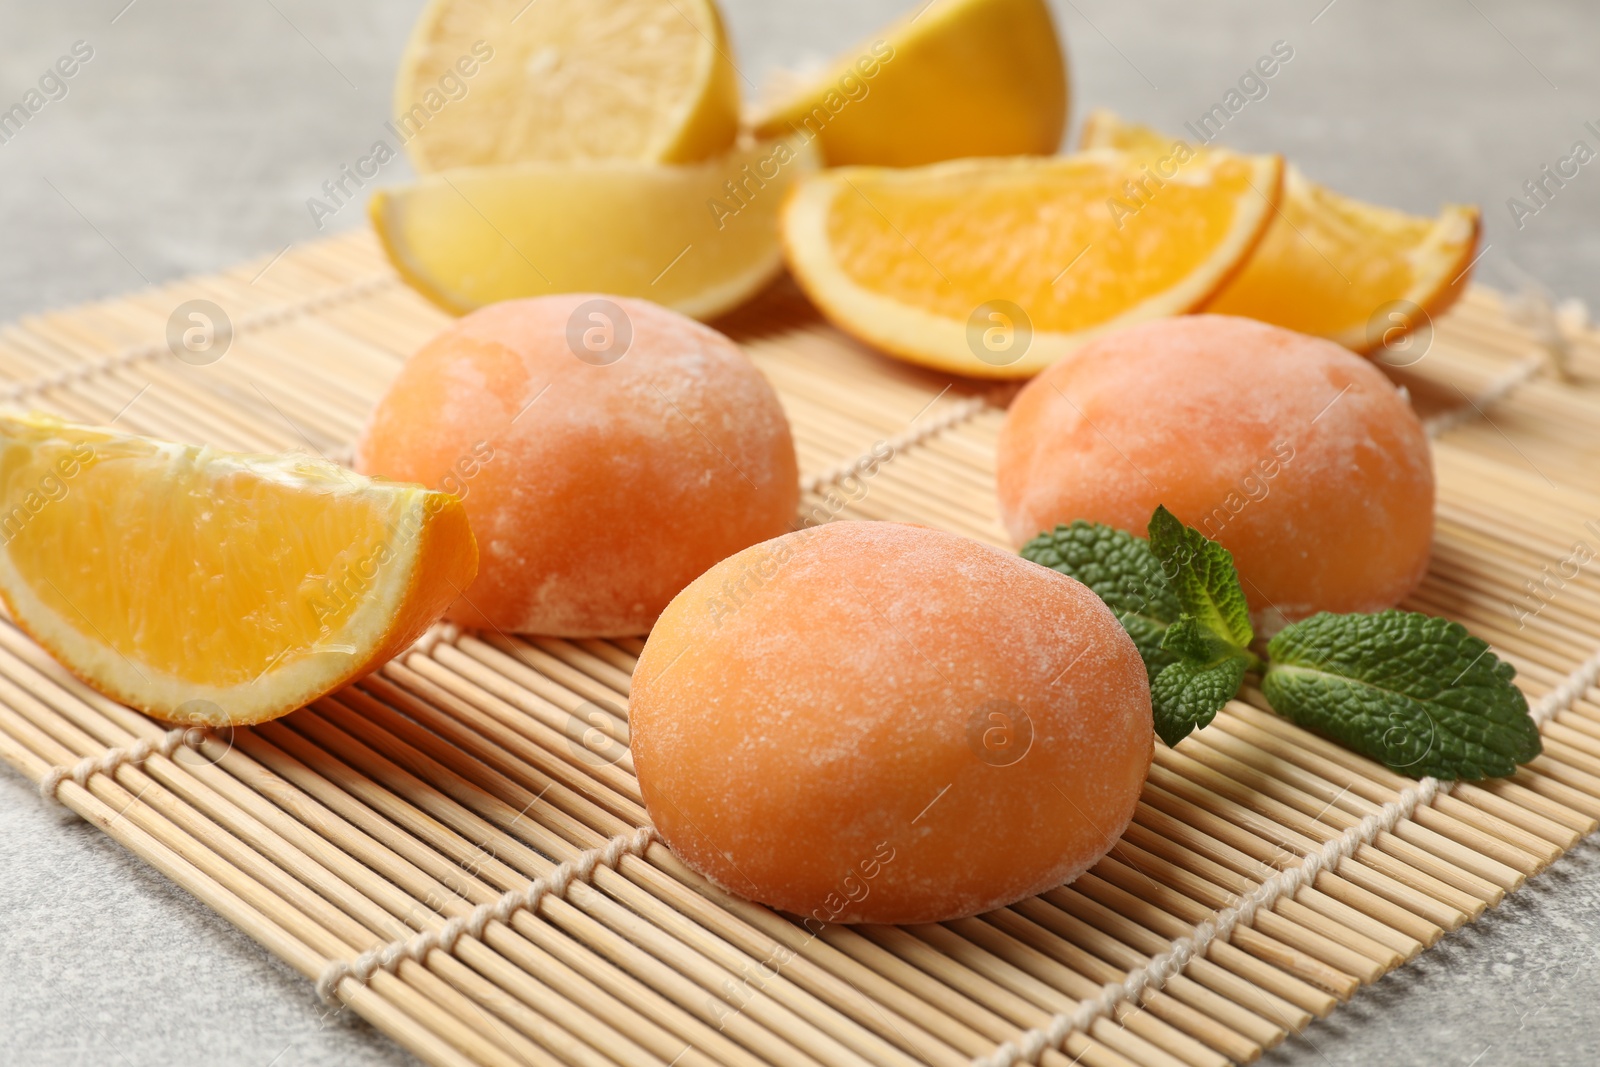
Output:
[356, 294, 799, 636]
[630, 521, 1153, 925]
[997, 315, 1434, 631]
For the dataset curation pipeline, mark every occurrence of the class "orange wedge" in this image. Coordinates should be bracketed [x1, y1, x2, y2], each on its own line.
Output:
[1080, 110, 1482, 352]
[0, 414, 477, 726]
[779, 149, 1283, 378]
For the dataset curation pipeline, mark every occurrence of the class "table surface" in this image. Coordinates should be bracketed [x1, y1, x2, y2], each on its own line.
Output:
[3, 2, 1599, 1065]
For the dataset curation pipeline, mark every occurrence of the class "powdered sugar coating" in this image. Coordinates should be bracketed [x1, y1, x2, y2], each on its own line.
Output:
[631, 521, 1153, 925]
[997, 315, 1434, 630]
[355, 295, 799, 635]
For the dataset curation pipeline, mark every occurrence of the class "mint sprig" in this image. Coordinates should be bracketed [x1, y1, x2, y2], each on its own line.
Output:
[1025, 508, 1258, 747]
[1264, 611, 1542, 779]
[1024, 507, 1542, 780]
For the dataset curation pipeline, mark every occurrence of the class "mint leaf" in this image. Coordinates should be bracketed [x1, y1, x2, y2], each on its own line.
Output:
[1152, 653, 1251, 748]
[1263, 610, 1542, 780]
[1152, 618, 1253, 746]
[1021, 522, 1180, 681]
[1161, 616, 1237, 664]
[1147, 505, 1253, 651]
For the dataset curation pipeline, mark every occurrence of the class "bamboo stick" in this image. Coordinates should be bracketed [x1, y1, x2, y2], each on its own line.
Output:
[0, 707, 524, 1067]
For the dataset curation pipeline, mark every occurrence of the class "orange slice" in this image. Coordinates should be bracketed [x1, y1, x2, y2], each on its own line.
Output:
[779, 149, 1284, 378]
[0, 414, 477, 726]
[1080, 109, 1482, 352]
[750, 0, 1067, 167]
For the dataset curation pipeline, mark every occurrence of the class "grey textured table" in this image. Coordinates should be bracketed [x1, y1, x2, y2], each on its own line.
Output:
[3, 2, 1599, 1065]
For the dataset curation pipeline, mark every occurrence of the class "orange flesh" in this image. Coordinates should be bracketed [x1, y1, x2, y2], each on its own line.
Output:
[8, 449, 397, 685]
[0, 413, 477, 726]
[825, 154, 1275, 332]
[1206, 171, 1477, 339]
[1080, 111, 1481, 347]
[631, 521, 1153, 924]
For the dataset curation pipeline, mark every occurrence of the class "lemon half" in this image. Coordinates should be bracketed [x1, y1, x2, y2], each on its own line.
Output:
[395, 0, 741, 170]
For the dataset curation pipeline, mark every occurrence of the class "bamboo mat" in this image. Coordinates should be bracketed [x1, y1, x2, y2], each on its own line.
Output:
[4, 229, 1600, 1067]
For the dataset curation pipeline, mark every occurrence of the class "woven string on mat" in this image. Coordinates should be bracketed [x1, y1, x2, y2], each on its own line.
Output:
[0, 274, 395, 407]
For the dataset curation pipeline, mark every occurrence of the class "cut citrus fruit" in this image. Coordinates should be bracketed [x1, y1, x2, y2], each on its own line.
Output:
[395, 0, 740, 171]
[372, 137, 818, 319]
[751, 0, 1066, 167]
[779, 149, 1284, 378]
[0, 414, 477, 726]
[1080, 109, 1482, 352]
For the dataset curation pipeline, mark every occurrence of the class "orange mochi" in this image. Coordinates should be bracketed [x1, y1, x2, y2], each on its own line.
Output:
[355, 294, 799, 636]
[631, 521, 1153, 924]
[997, 315, 1434, 630]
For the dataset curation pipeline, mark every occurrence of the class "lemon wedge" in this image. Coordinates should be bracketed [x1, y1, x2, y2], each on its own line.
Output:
[751, 0, 1066, 167]
[372, 138, 817, 319]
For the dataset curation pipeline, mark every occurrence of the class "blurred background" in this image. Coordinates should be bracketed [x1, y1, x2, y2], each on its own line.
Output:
[3, 1, 1599, 1065]
[4, 0, 1599, 323]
